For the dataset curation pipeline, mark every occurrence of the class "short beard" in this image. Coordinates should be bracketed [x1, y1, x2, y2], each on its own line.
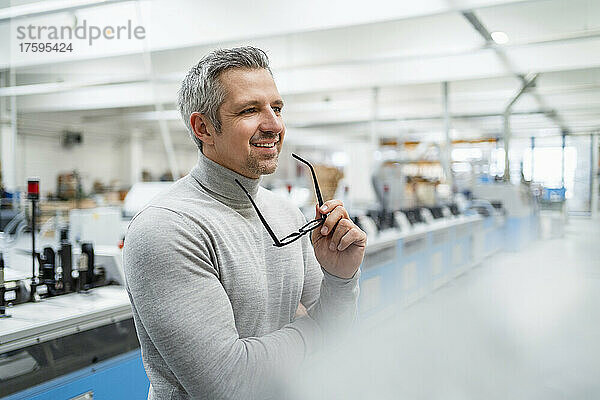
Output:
[247, 153, 279, 176]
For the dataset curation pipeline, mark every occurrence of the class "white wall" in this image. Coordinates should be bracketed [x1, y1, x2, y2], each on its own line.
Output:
[344, 141, 377, 205]
[15, 132, 199, 196]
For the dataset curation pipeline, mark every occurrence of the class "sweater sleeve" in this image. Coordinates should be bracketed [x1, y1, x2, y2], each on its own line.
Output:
[299, 214, 361, 340]
[123, 206, 322, 400]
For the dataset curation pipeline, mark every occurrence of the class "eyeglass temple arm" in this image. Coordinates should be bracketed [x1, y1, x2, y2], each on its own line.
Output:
[234, 179, 283, 247]
[291, 153, 324, 207]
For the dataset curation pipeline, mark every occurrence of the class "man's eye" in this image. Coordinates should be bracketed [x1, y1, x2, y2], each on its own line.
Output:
[241, 108, 257, 114]
[272, 106, 283, 114]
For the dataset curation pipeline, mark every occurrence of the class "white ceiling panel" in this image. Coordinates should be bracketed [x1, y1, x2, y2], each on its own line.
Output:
[4, 0, 600, 143]
[477, 0, 600, 44]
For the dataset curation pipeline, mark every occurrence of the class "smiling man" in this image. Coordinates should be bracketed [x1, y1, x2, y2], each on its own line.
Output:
[123, 47, 366, 400]
[199, 67, 284, 178]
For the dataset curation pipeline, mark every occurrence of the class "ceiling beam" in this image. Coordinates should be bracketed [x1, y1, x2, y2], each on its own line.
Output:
[461, 9, 571, 134]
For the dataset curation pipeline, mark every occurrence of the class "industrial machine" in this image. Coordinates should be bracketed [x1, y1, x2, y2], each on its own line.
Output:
[0, 179, 146, 399]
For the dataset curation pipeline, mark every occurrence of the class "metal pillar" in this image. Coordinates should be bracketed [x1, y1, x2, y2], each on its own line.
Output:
[530, 136, 535, 181]
[130, 129, 143, 185]
[503, 73, 539, 182]
[0, 70, 17, 195]
[442, 81, 453, 190]
[591, 133, 599, 219]
[156, 103, 179, 181]
[370, 87, 379, 149]
[561, 132, 566, 188]
[503, 111, 511, 181]
[136, 0, 179, 181]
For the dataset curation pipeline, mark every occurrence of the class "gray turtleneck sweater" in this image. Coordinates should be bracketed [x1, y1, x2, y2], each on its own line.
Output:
[123, 151, 360, 400]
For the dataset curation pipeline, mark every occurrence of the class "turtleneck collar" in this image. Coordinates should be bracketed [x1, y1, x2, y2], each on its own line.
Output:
[190, 149, 262, 203]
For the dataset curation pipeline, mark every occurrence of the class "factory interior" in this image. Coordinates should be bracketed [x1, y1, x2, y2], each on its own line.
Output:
[1, 0, 599, 399]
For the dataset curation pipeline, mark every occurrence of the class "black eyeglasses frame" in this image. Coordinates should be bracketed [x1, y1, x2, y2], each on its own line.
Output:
[235, 153, 326, 247]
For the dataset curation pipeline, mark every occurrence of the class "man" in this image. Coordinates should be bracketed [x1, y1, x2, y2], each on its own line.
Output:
[123, 46, 366, 400]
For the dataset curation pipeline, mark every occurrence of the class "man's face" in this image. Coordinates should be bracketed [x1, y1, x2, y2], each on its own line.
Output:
[208, 68, 285, 179]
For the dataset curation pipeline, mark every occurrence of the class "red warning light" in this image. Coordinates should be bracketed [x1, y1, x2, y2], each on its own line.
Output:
[27, 179, 40, 200]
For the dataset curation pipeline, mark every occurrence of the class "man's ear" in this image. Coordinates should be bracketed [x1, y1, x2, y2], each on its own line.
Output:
[190, 112, 216, 146]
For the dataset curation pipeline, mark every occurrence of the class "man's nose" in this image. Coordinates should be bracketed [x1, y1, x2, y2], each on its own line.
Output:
[259, 107, 283, 134]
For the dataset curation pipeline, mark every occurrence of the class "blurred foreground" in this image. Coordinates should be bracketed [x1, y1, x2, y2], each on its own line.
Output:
[291, 218, 600, 399]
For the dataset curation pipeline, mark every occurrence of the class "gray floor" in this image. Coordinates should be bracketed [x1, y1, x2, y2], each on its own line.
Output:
[292, 218, 600, 399]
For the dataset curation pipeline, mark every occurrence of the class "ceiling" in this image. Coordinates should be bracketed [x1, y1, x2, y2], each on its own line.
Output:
[1, 0, 599, 146]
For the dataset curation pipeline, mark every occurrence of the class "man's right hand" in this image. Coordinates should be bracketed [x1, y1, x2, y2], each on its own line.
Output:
[311, 201, 366, 279]
[295, 302, 308, 319]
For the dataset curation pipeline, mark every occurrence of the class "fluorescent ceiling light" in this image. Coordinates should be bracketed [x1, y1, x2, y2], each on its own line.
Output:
[491, 31, 509, 45]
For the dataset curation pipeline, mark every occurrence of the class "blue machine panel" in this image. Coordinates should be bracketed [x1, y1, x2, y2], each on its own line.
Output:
[3, 350, 149, 400]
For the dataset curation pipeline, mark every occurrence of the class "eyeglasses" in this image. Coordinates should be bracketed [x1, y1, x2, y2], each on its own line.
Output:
[235, 153, 326, 247]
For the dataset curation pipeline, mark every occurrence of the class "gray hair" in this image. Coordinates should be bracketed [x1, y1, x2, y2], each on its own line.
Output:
[177, 46, 272, 150]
